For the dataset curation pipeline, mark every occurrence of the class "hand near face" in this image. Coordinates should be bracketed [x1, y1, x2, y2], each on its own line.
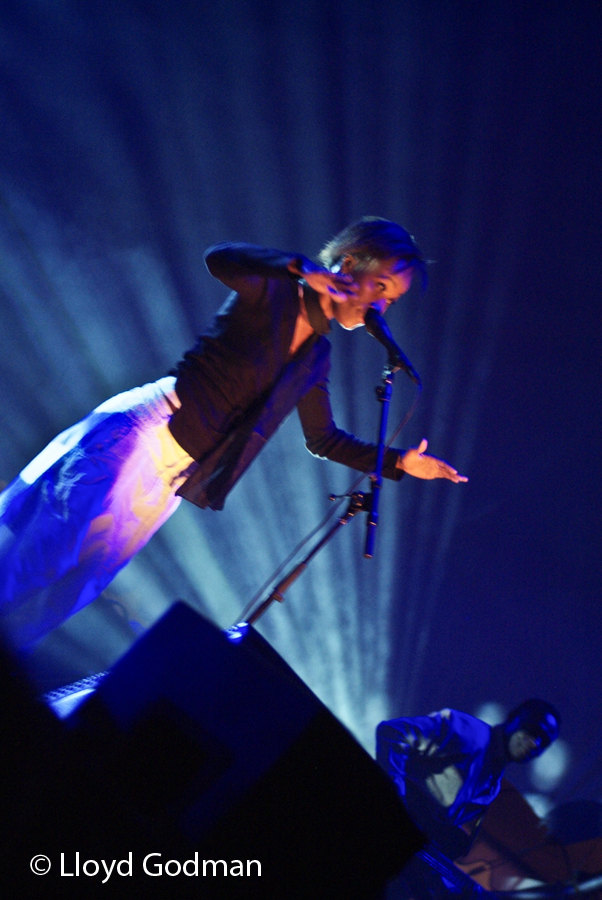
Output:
[289, 255, 415, 329]
[288, 257, 359, 302]
[400, 439, 468, 483]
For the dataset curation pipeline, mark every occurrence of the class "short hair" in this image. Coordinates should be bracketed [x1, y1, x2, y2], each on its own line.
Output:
[318, 217, 428, 289]
[505, 699, 561, 746]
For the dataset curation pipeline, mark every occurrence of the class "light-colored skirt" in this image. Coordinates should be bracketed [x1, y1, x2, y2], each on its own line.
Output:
[0, 377, 195, 650]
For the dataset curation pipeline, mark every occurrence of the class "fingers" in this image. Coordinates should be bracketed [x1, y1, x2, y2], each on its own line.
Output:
[328, 278, 359, 302]
[446, 470, 469, 483]
[437, 462, 468, 483]
[329, 274, 358, 293]
[417, 438, 428, 454]
[300, 269, 358, 300]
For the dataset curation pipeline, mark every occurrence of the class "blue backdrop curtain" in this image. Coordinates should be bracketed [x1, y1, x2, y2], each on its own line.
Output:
[1, 0, 600, 810]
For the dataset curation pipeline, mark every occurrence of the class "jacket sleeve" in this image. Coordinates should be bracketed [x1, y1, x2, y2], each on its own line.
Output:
[376, 714, 448, 797]
[296, 377, 404, 480]
[204, 243, 310, 296]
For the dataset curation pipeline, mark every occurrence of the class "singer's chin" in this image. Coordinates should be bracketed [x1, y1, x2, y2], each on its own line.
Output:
[332, 302, 369, 330]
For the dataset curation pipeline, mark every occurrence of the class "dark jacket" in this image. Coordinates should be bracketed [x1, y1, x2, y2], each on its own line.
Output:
[169, 243, 403, 510]
[377, 709, 507, 858]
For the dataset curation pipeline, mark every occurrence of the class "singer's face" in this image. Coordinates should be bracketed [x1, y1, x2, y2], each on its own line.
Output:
[331, 258, 414, 330]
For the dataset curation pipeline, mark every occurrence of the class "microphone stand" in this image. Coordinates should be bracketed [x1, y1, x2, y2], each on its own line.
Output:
[362, 307, 420, 559]
[364, 363, 395, 559]
[227, 339, 410, 635]
[228, 491, 372, 633]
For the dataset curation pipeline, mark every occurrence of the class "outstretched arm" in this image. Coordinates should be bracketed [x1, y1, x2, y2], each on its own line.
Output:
[298, 380, 468, 484]
[297, 376, 405, 481]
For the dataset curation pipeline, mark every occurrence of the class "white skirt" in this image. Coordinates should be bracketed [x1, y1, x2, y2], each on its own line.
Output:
[0, 377, 195, 650]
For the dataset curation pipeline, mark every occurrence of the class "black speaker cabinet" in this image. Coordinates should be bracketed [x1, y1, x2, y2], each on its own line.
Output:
[7, 603, 423, 898]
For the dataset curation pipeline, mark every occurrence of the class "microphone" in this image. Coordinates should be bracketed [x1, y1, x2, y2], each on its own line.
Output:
[364, 307, 422, 386]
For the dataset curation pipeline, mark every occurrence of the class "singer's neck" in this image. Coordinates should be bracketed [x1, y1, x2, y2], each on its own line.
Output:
[289, 302, 316, 357]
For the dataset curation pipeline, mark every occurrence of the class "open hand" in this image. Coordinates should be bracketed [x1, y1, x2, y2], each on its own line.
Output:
[400, 439, 468, 482]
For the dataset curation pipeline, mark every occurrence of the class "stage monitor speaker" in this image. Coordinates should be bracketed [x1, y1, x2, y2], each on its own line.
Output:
[66, 602, 423, 898]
